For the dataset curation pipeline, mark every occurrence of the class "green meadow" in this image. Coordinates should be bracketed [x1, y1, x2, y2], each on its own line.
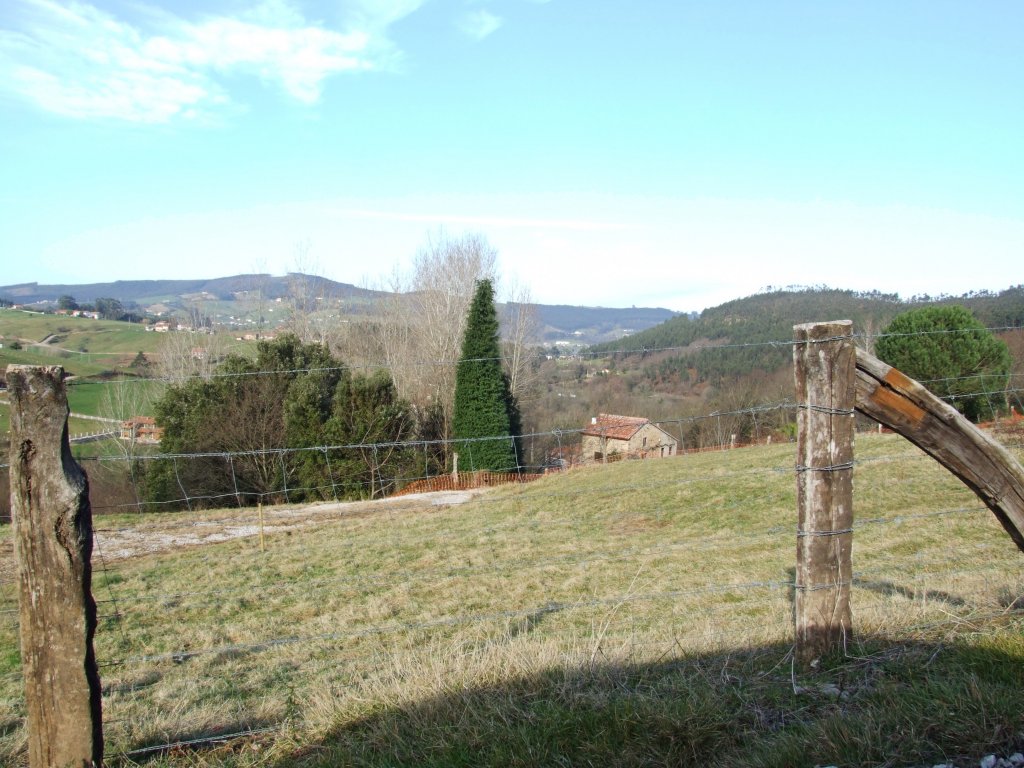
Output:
[0, 432, 1020, 766]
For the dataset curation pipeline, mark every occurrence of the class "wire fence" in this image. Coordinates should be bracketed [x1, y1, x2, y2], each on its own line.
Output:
[36, 321, 1020, 387]
[1, 326, 1023, 760]
[2, 398, 1023, 760]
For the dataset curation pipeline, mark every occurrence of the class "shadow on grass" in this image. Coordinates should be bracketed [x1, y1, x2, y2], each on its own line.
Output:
[261, 632, 1024, 768]
[855, 578, 968, 607]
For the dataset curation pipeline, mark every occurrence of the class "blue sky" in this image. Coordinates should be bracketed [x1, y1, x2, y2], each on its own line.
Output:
[1, 0, 1021, 312]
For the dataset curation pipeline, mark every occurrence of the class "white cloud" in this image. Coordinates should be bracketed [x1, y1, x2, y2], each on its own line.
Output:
[456, 9, 503, 40]
[0, 0, 420, 122]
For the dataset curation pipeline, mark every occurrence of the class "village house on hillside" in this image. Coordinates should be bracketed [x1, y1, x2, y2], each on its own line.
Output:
[120, 416, 163, 444]
[581, 414, 677, 462]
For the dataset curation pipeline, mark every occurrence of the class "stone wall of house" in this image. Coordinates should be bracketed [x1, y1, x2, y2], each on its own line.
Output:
[581, 423, 678, 462]
[627, 423, 677, 457]
[581, 434, 631, 461]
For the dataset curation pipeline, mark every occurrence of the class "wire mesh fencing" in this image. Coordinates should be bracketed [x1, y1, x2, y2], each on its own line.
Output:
[2, 406, 1022, 760]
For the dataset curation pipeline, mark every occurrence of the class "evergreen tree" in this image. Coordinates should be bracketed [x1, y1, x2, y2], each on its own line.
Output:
[147, 334, 415, 508]
[876, 305, 1012, 422]
[452, 279, 520, 471]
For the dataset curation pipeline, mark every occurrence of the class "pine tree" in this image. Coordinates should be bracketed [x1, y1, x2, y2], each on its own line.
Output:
[452, 279, 520, 471]
[876, 305, 1011, 422]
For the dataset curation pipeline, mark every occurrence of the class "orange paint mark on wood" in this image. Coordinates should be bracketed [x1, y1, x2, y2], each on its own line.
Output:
[871, 384, 926, 426]
[883, 367, 915, 392]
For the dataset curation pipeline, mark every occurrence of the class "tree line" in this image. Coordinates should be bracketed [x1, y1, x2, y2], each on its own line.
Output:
[588, 287, 1021, 422]
[141, 234, 529, 510]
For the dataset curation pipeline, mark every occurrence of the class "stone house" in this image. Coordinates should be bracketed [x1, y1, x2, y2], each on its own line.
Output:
[120, 416, 163, 444]
[581, 414, 678, 462]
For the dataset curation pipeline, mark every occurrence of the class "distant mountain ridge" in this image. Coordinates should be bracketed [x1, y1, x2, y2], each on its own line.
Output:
[0, 275, 679, 345]
[0, 275, 385, 304]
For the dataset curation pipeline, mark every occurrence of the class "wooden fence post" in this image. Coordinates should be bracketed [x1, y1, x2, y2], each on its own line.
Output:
[793, 322, 855, 667]
[8, 365, 103, 767]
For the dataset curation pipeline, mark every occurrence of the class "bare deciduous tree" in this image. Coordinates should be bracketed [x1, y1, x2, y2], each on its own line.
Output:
[96, 377, 163, 511]
[244, 264, 273, 340]
[1001, 328, 1024, 414]
[156, 329, 229, 381]
[379, 231, 498, 444]
[101, 380, 158, 453]
[502, 280, 542, 408]
[283, 240, 337, 346]
[210, 374, 290, 501]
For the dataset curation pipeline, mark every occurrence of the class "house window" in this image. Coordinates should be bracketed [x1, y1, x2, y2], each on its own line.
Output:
[642, 436, 647, 448]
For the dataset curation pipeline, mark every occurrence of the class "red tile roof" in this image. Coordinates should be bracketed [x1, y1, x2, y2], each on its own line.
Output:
[581, 414, 649, 441]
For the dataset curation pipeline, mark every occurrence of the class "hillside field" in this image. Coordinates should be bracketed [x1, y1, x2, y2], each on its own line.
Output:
[0, 431, 1021, 766]
[0, 307, 156, 352]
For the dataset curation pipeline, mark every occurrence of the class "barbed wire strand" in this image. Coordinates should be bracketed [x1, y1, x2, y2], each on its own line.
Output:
[1, 352, 1022, 762]
[26, 603, 1024, 761]
[50, 322, 1023, 391]
[81, 503, 996, 619]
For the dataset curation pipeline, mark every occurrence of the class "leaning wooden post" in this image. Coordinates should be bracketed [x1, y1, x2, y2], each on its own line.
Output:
[854, 349, 1024, 552]
[8, 365, 103, 767]
[793, 322, 855, 667]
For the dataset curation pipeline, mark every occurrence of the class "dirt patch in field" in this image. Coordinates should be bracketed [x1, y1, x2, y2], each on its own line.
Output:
[0, 488, 491, 578]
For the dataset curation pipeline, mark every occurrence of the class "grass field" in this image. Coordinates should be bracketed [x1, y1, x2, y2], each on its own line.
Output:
[0, 432, 1022, 766]
[0, 307, 156, 351]
[0, 342, 117, 379]
[0, 308, 158, 383]
[65, 379, 166, 418]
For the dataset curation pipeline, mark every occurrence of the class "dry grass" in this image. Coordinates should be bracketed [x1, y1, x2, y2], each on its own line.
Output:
[0, 431, 1022, 766]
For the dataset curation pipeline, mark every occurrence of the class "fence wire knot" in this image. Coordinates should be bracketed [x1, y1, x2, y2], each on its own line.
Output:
[795, 461, 855, 473]
[796, 404, 855, 416]
[796, 528, 854, 538]
[794, 580, 853, 593]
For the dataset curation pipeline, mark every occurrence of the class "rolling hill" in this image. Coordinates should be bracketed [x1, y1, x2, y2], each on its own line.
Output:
[0, 275, 680, 345]
[587, 286, 1024, 387]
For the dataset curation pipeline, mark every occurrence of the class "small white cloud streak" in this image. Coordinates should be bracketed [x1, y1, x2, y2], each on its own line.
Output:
[456, 9, 503, 40]
[0, 0, 419, 122]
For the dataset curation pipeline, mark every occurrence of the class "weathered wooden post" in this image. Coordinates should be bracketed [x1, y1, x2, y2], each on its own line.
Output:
[793, 322, 855, 667]
[8, 365, 103, 767]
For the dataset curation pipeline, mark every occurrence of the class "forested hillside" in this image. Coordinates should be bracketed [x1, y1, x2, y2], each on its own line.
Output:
[514, 287, 1024, 459]
[589, 286, 1024, 388]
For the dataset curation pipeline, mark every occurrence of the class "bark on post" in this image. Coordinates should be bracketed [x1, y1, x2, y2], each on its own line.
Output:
[793, 322, 855, 667]
[8, 365, 103, 767]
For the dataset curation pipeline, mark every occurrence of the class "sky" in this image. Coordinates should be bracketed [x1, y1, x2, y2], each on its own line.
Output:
[0, 0, 1022, 312]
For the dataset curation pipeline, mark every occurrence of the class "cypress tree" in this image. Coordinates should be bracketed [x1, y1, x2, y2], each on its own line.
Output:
[452, 279, 519, 471]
